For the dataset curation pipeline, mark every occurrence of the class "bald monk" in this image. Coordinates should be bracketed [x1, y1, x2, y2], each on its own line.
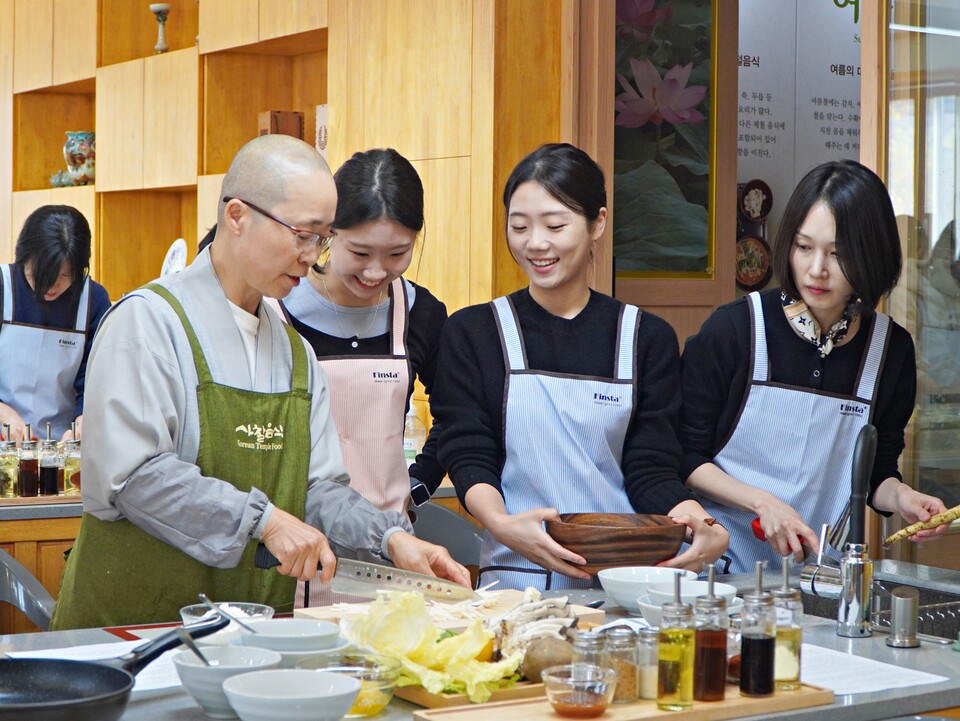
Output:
[52, 135, 469, 629]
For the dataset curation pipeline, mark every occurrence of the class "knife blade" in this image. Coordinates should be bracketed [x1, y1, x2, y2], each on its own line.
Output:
[254, 543, 480, 602]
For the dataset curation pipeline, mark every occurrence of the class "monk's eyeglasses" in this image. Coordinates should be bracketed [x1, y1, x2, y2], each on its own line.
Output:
[223, 196, 332, 250]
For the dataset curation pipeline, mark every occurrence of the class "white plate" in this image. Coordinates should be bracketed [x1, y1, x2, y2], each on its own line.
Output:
[637, 595, 743, 627]
[161, 237, 188, 276]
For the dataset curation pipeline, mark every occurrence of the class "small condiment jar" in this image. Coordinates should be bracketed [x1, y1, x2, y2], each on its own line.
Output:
[773, 580, 803, 690]
[658, 600, 695, 711]
[570, 629, 604, 668]
[694, 594, 728, 701]
[637, 627, 659, 700]
[0, 434, 18, 498]
[740, 588, 776, 697]
[62, 438, 81, 496]
[727, 613, 742, 684]
[18, 437, 39, 497]
[39, 439, 59, 495]
[602, 627, 638, 703]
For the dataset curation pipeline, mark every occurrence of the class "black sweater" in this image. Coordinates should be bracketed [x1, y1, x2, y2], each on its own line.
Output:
[679, 288, 916, 508]
[432, 288, 696, 515]
[283, 282, 448, 493]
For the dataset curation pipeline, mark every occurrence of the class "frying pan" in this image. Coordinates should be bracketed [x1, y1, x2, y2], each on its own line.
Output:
[0, 612, 228, 721]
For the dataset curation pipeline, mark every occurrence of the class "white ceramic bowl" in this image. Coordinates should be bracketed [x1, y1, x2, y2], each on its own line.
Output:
[172, 645, 283, 719]
[276, 637, 351, 669]
[179, 603, 275, 647]
[647, 579, 738, 607]
[223, 669, 360, 721]
[235, 619, 340, 652]
[598, 567, 698, 614]
[638, 595, 744, 626]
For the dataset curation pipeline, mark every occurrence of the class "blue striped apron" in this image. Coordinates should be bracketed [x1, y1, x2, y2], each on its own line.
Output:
[0, 264, 91, 438]
[478, 296, 640, 591]
[703, 291, 890, 573]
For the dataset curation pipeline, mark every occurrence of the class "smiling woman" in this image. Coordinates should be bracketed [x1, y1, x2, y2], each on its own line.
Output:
[431, 143, 728, 592]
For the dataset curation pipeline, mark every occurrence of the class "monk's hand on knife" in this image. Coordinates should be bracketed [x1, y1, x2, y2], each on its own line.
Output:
[387, 532, 472, 587]
[260, 507, 337, 583]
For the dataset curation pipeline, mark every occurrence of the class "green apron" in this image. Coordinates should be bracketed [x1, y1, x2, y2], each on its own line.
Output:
[52, 285, 312, 629]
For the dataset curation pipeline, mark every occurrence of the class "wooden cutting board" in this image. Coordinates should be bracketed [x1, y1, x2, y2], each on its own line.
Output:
[395, 681, 545, 708]
[411, 684, 833, 720]
[294, 589, 606, 632]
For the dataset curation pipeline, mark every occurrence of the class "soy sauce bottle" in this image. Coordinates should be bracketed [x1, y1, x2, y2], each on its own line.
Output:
[39, 424, 59, 495]
[18, 424, 39, 497]
[694, 564, 728, 701]
[740, 561, 775, 697]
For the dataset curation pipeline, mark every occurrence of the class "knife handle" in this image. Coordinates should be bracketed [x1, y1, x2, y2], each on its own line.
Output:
[255, 543, 281, 569]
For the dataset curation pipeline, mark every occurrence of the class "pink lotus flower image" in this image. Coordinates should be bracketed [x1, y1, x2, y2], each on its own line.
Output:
[617, 0, 672, 30]
[615, 57, 707, 128]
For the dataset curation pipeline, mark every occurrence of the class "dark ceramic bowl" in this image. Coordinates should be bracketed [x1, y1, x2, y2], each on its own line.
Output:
[544, 513, 685, 574]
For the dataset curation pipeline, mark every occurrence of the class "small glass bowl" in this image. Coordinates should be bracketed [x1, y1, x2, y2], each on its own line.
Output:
[297, 653, 401, 718]
[179, 602, 275, 626]
[541, 664, 618, 719]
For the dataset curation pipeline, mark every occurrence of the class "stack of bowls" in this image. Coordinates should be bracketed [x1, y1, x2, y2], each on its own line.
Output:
[638, 579, 742, 625]
[172, 645, 283, 719]
[233, 618, 348, 668]
[597, 567, 698, 615]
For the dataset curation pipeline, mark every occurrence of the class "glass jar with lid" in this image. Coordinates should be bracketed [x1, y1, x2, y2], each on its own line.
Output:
[39, 438, 59, 495]
[62, 439, 81, 495]
[694, 593, 728, 701]
[0, 425, 17, 498]
[602, 626, 638, 703]
[570, 629, 604, 668]
[740, 580, 776, 697]
[18, 428, 39, 497]
[637, 627, 659, 699]
[774, 560, 803, 691]
[658, 599, 695, 711]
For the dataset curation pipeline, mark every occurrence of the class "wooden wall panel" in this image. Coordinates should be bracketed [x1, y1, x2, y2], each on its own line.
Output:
[409, 157, 472, 314]
[13, 90, 95, 192]
[143, 48, 199, 189]
[291, 49, 328, 156]
[468, 0, 495, 306]
[96, 59, 144, 191]
[0, 0, 13, 260]
[12, 0, 53, 92]
[52, 0, 97, 86]
[260, 0, 327, 41]
[100, 0, 199, 67]
[325, 0, 364, 168]
[11, 190, 54, 248]
[199, 0, 259, 54]
[197, 174, 224, 247]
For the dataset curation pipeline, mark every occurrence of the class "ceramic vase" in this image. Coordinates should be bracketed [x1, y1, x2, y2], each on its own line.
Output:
[62, 131, 95, 186]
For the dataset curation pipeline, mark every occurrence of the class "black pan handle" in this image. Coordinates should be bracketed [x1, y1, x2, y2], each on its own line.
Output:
[107, 611, 229, 677]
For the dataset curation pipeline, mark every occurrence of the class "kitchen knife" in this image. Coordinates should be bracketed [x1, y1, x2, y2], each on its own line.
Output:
[254, 543, 480, 602]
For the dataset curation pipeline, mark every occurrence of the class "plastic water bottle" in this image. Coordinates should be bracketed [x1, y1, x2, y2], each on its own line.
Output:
[403, 405, 426, 467]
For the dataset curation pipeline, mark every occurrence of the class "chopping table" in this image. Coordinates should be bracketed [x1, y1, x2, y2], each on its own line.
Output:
[3, 590, 960, 721]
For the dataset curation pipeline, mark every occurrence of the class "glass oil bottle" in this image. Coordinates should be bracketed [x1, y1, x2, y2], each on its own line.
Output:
[0, 424, 18, 498]
[18, 424, 39, 497]
[658, 571, 695, 711]
[774, 557, 803, 690]
[740, 560, 776, 697]
[694, 563, 728, 701]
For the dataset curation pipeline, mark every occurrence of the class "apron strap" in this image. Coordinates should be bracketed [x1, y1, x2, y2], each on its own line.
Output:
[855, 312, 891, 403]
[491, 296, 527, 372]
[145, 283, 215, 385]
[278, 320, 310, 393]
[388, 278, 408, 357]
[0, 265, 12, 323]
[615, 304, 640, 381]
[747, 292, 769, 382]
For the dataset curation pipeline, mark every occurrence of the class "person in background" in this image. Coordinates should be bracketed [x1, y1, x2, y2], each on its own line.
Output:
[679, 159, 948, 573]
[0, 205, 111, 441]
[277, 148, 448, 605]
[51, 134, 468, 629]
[432, 143, 728, 591]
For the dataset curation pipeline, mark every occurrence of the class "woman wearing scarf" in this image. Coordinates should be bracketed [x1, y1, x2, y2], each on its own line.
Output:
[679, 160, 948, 573]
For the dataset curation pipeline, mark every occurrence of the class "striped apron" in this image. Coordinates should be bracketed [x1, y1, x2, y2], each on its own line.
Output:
[478, 296, 639, 591]
[0, 265, 90, 438]
[703, 291, 890, 573]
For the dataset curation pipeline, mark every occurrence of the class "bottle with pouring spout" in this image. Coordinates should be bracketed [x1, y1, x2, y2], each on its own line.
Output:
[39, 423, 59, 495]
[0, 424, 18, 498]
[63, 421, 81, 496]
[740, 560, 776, 697]
[18, 424, 39, 497]
[774, 556, 803, 690]
[694, 563, 728, 701]
[658, 571, 695, 711]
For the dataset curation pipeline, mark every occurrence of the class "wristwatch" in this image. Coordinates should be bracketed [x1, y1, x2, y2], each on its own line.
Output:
[410, 478, 431, 507]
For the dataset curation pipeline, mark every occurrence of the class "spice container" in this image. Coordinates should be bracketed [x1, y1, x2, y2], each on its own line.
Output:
[637, 627, 659, 700]
[740, 561, 776, 697]
[658, 572, 695, 711]
[63, 437, 81, 496]
[570, 629, 604, 668]
[0, 425, 18, 498]
[774, 557, 802, 690]
[726, 613, 742, 684]
[602, 627, 638, 703]
[694, 563, 728, 701]
[18, 425, 39, 497]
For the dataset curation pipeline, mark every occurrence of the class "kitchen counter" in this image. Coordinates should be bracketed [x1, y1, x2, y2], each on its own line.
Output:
[0, 496, 82, 520]
[4, 592, 960, 720]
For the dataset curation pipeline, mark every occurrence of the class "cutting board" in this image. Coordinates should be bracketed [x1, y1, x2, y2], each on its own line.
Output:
[294, 589, 606, 632]
[395, 681, 545, 708]
[411, 684, 834, 720]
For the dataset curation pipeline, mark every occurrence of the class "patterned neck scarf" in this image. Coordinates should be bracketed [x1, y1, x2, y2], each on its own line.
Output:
[780, 290, 860, 358]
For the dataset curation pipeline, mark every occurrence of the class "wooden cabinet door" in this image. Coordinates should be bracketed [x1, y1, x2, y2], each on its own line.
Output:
[52, 0, 97, 86]
[259, 0, 327, 41]
[143, 48, 199, 189]
[96, 59, 144, 191]
[11, 190, 54, 246]
[199, 0, 259, 54]
[13, 0, 53, 92]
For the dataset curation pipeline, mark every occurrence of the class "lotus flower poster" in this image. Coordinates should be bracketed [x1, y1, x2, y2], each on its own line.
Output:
[614, 0, 712, 273]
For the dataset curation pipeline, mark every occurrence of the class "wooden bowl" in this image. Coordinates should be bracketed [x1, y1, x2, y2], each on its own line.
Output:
[544, 513, 685, 574]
